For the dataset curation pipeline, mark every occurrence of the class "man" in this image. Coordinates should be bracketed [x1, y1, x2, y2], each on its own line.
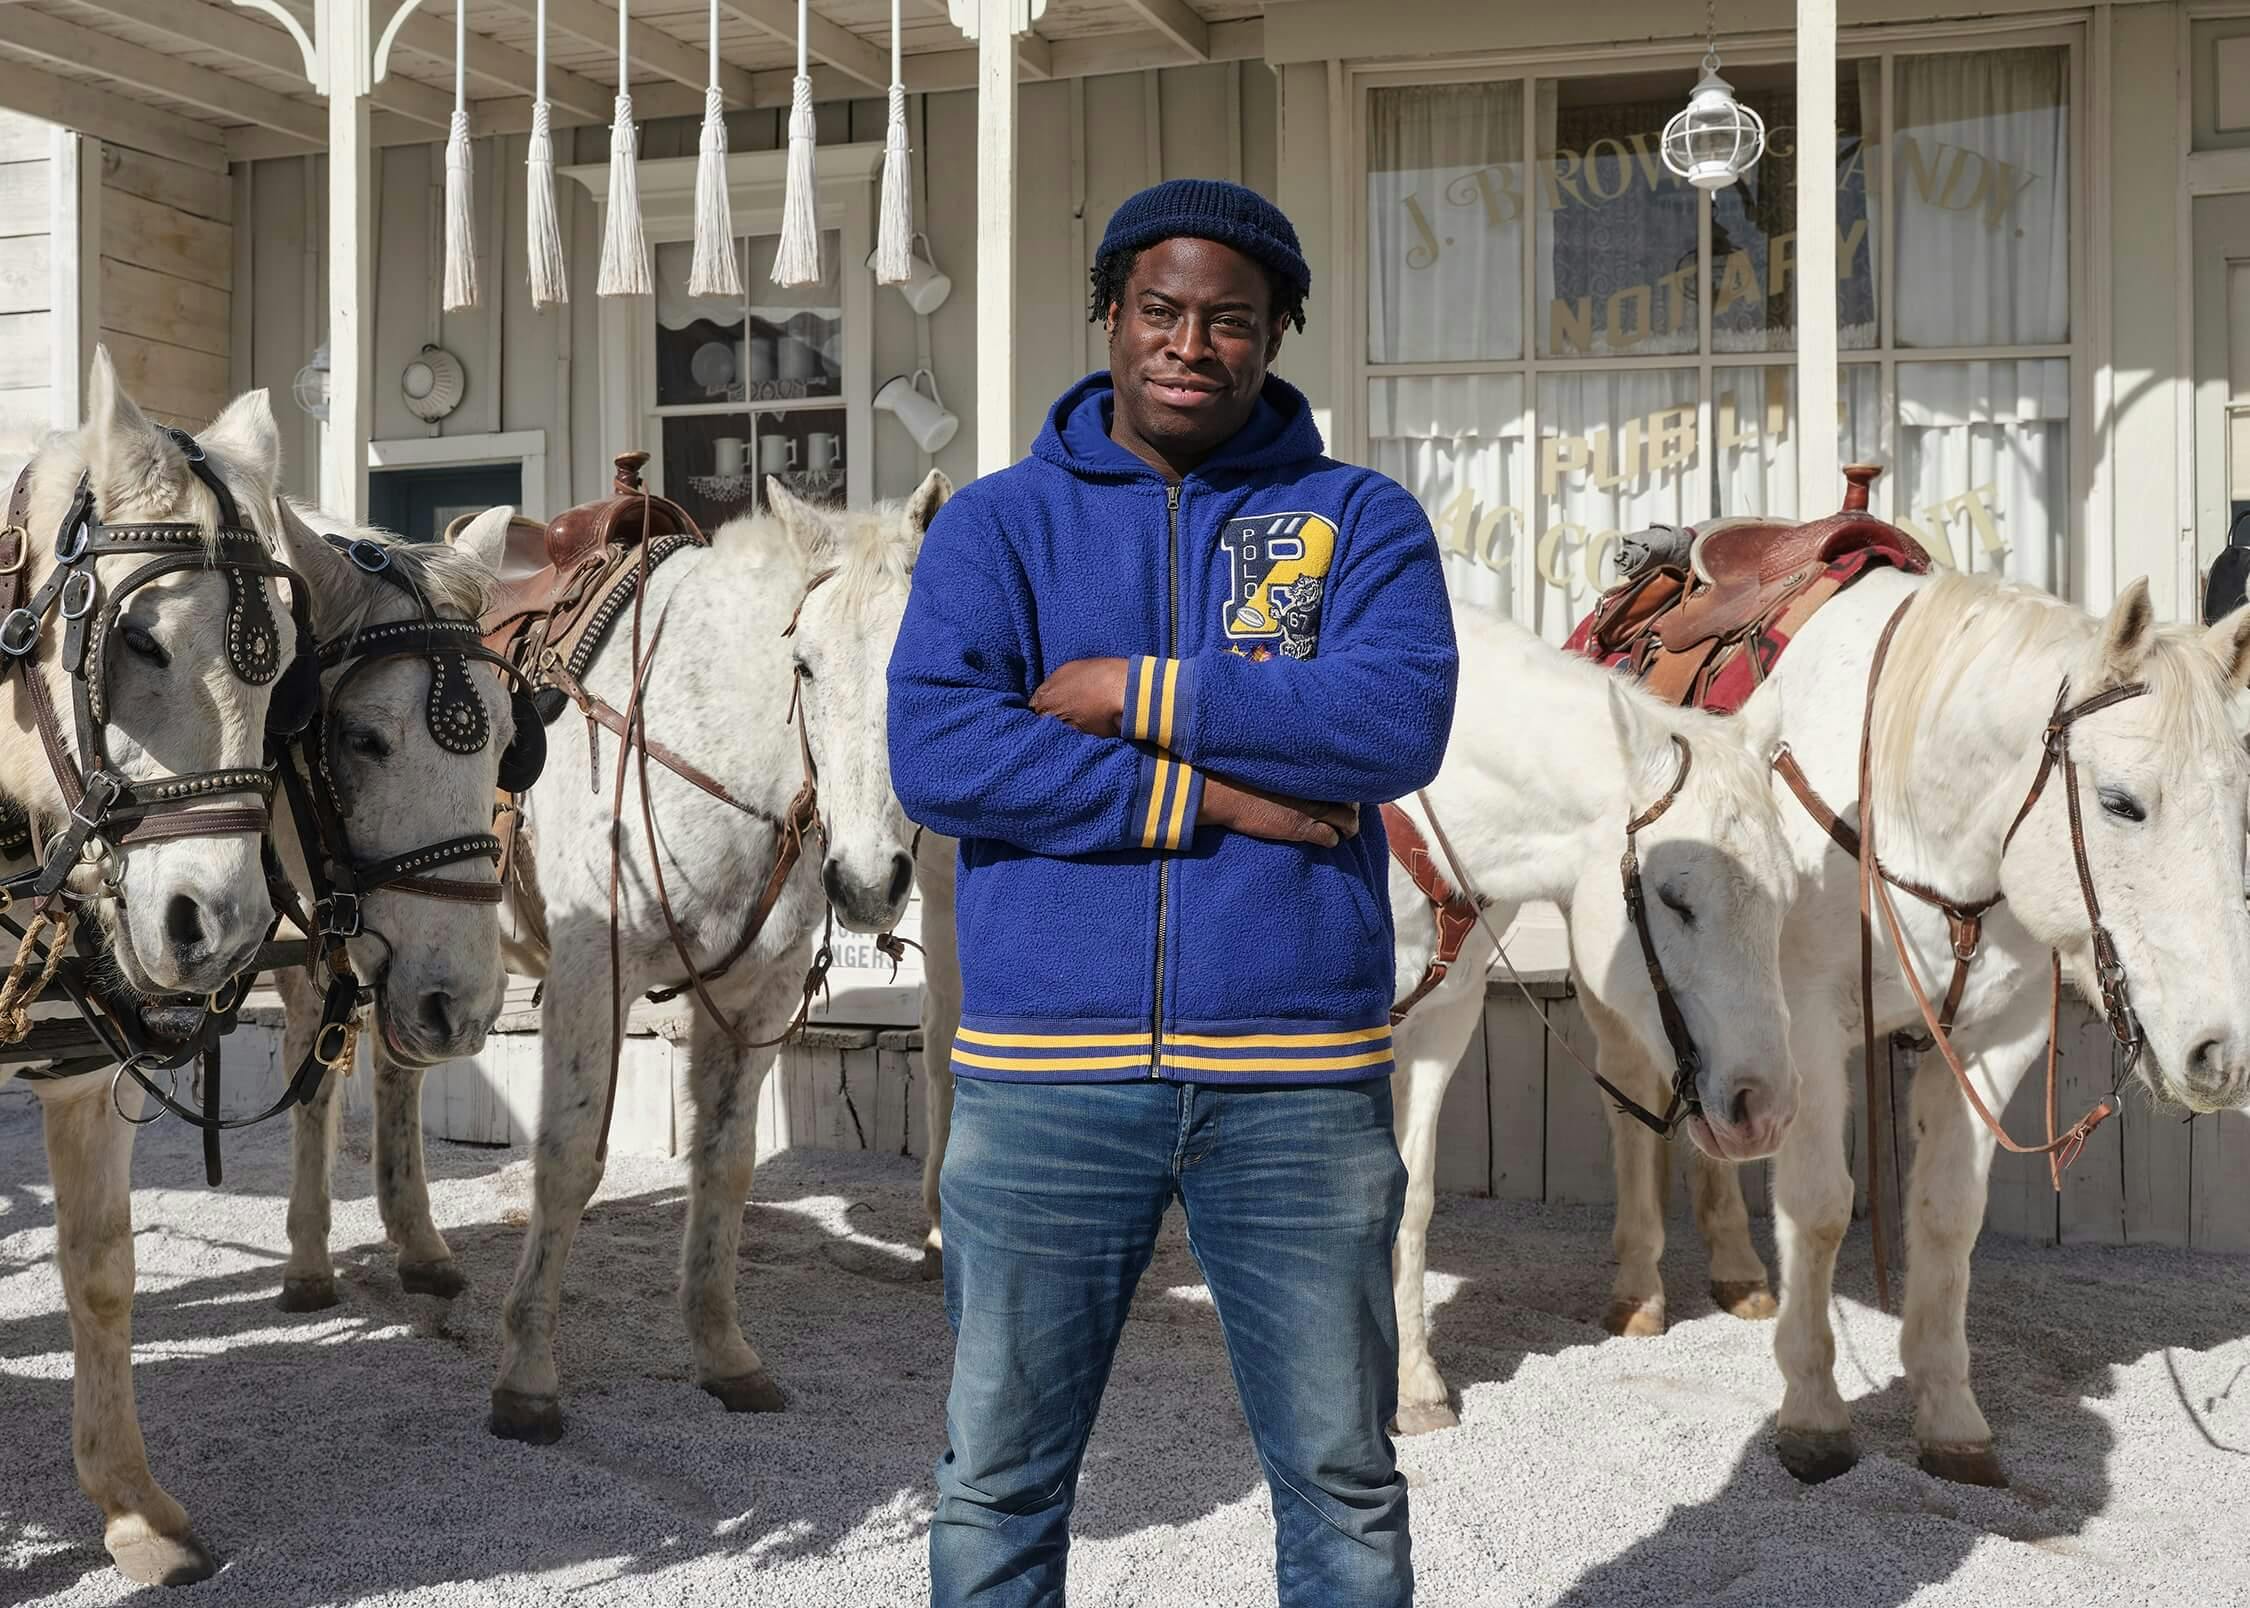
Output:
[888, 178, 1458, 1608]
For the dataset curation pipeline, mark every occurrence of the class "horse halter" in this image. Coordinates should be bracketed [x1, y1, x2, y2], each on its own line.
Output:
[2001, 674, 2152, 1076]
[1612, 733, 1706, 1135]
[280, 531, 548, 946]
[0, 431, 311, 906]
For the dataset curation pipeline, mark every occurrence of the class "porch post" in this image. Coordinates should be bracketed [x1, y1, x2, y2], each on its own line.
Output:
[974, 0, 1017, 477]
[1796, 0, 1839, 506]
[323, 0, 374, 522]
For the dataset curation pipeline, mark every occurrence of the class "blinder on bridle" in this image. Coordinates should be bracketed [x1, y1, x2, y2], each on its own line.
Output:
[277, 530, 547, 944]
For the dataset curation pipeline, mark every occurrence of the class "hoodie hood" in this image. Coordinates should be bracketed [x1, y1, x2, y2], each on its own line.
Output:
[1031, 371, 1326, 482]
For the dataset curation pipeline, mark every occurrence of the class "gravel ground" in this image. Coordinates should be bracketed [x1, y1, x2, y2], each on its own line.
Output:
[4, 1086, 2249, 1608]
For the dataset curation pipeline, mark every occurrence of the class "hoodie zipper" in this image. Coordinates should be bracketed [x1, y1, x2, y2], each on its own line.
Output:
[1150, 481, 1181, 1081]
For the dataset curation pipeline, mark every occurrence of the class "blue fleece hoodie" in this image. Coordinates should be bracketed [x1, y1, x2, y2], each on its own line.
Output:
[887, 372, 1458, 1085]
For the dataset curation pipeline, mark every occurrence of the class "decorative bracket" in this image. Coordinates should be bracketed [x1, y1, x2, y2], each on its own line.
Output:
[230, 0, 429, 98]
[947, 0, 1046, 40]
[233, 0, 323, 93]
[372, 0, 431, 87]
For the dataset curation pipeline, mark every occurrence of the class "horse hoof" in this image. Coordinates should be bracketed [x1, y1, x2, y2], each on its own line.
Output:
[703, 1371, 788, 1414]
[1920, 1444, 2008, 1488]
[489, 1388, 564, 1445]
[1776, 1428, 1859, 1484]
[919, 1244, 944, 1281]
[399, 1259, 468, 1299]
[107, 1526, 217, 1587]
[1602, 1297, 1667, 1338]
[1390, 1399, 1459, 1437]
[1711, 1280, 1777, 1320]
[276, 1275, 339, 1313]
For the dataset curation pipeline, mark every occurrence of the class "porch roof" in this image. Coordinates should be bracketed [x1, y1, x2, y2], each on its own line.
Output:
[0, 0, 1283, 172]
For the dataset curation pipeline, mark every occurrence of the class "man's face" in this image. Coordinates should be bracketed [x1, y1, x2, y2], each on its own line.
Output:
[1105, 237, 1285, 473]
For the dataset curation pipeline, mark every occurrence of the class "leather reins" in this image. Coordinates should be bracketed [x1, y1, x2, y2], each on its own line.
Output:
[1409, 733, 1706, 1138]
[1786, 593, 2144, 1310]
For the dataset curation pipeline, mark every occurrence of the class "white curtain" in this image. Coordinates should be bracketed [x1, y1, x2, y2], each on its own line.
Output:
[1894, 47, 2069, 348]
[1367, 83, 1525, 365]
[1533, 370, 1697, 638]
[1367, 374, 1527, 618]
[1896, 358, 2068, 589]
[1713, 364, 1886, 521]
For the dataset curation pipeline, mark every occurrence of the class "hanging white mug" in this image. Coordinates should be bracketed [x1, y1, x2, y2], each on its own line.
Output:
[713, 436, 747, 476]
[874, 369, 958, 455]
[865, 233, 953, 317]
[806, 432, 841, 472]
[760, 435, 799, 476]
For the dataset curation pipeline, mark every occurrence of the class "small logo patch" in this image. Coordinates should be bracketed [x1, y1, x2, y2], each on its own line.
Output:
[1221, 513, 1336, 661]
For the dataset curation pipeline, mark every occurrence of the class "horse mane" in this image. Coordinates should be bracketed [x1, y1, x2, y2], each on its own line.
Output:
[711, 494, 919, 619]
[282, 499, 492, 636]
[1869, 569, 2242, 830]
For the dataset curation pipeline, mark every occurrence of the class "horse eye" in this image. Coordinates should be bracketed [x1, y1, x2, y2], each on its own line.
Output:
[122, 625, 169, 668]
[793, 658, 815, 685]
[1659, 887, 1696, 928]
[2099, 787, 2145, 823]
[345, 726, 392, 761]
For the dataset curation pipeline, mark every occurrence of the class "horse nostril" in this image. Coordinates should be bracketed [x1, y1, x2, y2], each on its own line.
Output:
[886, 853, 913, 906]
[821, 860, 845, 907]
[1731, 1087, 1755, 1131]
[165, 894, 207, 952]
[419, 991, 458, 1044]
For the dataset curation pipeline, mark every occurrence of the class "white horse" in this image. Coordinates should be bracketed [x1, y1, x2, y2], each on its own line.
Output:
[446, 472, 949, 1442]
[909, 600, 1807, 1433]
[1597, 568, 2250, 1486]
[1, 365, 304, 1585]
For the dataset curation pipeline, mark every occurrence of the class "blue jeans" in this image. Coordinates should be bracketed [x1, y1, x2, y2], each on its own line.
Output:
[930, 1076, 1412, 1608]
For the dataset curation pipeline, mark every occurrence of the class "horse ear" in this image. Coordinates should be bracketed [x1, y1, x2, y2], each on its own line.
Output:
[2097, 577, 2157, 683]
[2204, 602, 2250, 690]
[901, 469, 952, 567]
[452, 505, 517, 576]
[199, 388, 285, 533]
[766, 476, 832, 564]
[1604, 679, 1670, 800]
[83, 344, 182, 516]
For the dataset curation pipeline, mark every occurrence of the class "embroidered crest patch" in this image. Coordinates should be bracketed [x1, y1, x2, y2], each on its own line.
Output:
[1221, 512, 1336, 661]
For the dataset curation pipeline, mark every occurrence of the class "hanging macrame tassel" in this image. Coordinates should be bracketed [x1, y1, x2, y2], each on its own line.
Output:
[441, 2, 478, 310]
[688, 0, 740, 297]
[526, 1, 568, 309]
[872, 0, 911, 284]
[597, 0, 650, 296]
[772, 0, 820, 287]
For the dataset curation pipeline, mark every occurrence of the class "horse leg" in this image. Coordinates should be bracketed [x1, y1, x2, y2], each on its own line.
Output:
[278, 969, 343, 1312]
[679, 998, 796, 1412]
[372, 1045, 464, 1298]
[40, 1081, 214, 1586]
[914, 835, 959, 1279]
[490, 941, 611, 1445]
[1587, 995, 1671, 1337]
[1388, 974, 1480, 1435]
[1901, 992, 2042, 1488]
[1692, 1150, 1774, 1320]
[1770, 1000, 1859, 1483]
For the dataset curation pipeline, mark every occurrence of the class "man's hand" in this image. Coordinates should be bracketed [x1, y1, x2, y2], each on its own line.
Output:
[1031, 657, 1129, 738]
[1201, 775, 1360, 848]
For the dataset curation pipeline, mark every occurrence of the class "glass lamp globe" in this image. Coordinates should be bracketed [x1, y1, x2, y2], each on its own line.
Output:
[1662, 65, 1766, 192]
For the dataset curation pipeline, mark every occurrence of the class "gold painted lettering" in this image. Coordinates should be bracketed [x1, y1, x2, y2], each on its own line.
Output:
[1402, 194, 1441, 271]
[1586, 138, 1633, 202]
[1659, 264, 1695, 332]
[1549, 296, 1596, 354]
[1606, 284, 1653, 350]
[1716, 250, 1760, 316]
[1649, 407, 1697, 476]
[1541, 433, 1590, 499]
[1538, 523, 1583, 587]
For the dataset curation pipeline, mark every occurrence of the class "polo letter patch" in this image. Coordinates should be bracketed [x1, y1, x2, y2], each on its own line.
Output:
[1221, 512, 1336, 661]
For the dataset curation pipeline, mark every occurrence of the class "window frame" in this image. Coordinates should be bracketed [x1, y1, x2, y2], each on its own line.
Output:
[1342, 21, 2090, 616]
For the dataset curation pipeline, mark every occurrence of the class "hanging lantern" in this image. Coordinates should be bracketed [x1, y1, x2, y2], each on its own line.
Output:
[1662, 49, 1765, 192]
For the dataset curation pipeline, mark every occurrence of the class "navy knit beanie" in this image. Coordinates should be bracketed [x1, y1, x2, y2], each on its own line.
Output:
[1095, 179, 1311, 302]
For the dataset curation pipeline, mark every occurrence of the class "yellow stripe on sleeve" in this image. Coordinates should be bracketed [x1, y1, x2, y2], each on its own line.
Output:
[1155, 658, 1181, 748]
[1165, 761, 1195, 849]
[1133, 655, 1156, 740]
[1141, 754, 1172, 849]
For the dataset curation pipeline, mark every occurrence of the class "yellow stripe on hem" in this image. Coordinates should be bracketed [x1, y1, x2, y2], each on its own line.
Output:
[1165, 1026, 1394, 1049]
[954, 1049, 1152, 1072]
[1159, 1049, 1395, 1073]
[956, 1027, 1156, 1048]
[1141, 754, 1172, 849]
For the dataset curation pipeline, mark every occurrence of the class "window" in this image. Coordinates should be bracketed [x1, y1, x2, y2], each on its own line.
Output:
[1359, 37, 2077, 637]
[647, 231, 847, 534]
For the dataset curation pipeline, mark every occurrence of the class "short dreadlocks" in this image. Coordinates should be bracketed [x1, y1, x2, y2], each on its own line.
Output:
[1088, 245, 1310, 336]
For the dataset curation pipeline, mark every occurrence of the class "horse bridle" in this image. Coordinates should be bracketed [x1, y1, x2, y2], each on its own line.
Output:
[1615, 733, 1706, 1135]
[276, 531, 546, 953]
[0, 435, 311, 907]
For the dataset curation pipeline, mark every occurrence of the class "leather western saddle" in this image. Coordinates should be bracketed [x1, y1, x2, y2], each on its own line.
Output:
[1566, 465, 1931, 713]
[451, 449, 712, 716]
